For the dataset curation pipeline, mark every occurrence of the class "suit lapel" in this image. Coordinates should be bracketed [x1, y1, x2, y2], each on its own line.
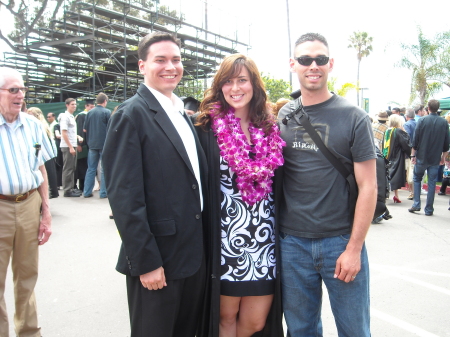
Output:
[137, 84, 194, 176]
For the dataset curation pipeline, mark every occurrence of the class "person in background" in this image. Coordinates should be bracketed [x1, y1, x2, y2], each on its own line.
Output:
[383, 114, 411, 203]
[60, 98, 81, 197]
[0, 67, 53, 337]
[27, 107, 59, 199]
[409, 99, 449, 216]
[83, 93, 110, 199]
[403, 108, 416, 200]
[74, 99, 94, 193]
[372, 110, 389, 150]
[182, 96, 201, 116]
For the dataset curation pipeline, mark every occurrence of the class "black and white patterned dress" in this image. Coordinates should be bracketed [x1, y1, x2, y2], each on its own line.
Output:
[219, 156, 276, 297]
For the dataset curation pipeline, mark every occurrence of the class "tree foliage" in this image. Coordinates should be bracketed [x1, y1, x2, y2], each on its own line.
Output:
[261, 73, 292, 103]
[398, 27, 450, 105]
[175, 79, 206, 101]
[348, 31, 373, 106]
[327, 77, 356, 97]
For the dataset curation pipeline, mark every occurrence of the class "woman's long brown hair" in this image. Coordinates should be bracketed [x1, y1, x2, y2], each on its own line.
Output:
[196, 53, 274, 134]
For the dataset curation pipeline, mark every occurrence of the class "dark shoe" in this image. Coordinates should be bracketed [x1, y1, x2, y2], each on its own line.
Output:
[84, 194, 93, 198]
[50, 194, 59, 199]
[64, 191, 82, 197]
[109, 214, 114, 219]
[425, 213, 433, 216]
[438, 192, 446, 195]
[73, 188, 83, 194]
[408, 207, 420, 213]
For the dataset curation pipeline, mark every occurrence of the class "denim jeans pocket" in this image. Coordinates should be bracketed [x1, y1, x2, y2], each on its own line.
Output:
[339, 233, 351, 241]
[279, 231, 288, 240]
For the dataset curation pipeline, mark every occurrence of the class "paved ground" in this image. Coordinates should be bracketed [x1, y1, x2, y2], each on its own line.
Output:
[5, 189, 450, 336]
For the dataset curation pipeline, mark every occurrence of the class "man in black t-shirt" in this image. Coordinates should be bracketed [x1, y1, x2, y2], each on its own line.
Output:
[278, 32, 376, 337]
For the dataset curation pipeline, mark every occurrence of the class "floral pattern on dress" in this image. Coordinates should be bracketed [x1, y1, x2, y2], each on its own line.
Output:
[220, 156, 276, 282]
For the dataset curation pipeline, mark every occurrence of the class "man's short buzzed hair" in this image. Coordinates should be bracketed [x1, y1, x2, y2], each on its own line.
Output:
[294, 33, 329, 51]
[405, 108, 415, 119]
[47, 112, 55, 118]
[138, 32, 181, 61]
[427, 99, 440, 113]
[65, 97, 76, 105]
[96, 92, 108, 105]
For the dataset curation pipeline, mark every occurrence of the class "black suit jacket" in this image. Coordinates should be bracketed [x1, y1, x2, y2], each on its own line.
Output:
[103, 84, 207, 280]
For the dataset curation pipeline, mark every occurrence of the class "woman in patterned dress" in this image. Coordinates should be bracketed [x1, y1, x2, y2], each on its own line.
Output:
[194, 54, 285, 337]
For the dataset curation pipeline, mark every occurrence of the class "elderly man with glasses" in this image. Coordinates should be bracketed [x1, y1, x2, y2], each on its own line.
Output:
[0, 67, 54, 337]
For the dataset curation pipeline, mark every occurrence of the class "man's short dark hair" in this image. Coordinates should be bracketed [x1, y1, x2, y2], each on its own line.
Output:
[392, 107, 400, 113]
[294, 33, 329, 50]
[96, 92, 108, 105]
[65, 98, 75, 106]
[47, 112, 55, 118]
[427, 99, 440, 113]
[138, 32, 181, 61]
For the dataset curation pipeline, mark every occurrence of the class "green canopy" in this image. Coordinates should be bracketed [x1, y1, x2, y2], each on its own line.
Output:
[438, 97, 450, 110]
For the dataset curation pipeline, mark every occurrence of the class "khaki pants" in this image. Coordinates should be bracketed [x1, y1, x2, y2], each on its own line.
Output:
[61, 147, 77, 194]
[0, 192, 41, 337]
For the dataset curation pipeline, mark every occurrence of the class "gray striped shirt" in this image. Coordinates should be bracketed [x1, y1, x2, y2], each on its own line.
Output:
[0, 112, 54, 195]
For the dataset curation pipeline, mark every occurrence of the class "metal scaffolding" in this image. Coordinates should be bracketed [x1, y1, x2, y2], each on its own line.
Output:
[1, 0, 250, 103]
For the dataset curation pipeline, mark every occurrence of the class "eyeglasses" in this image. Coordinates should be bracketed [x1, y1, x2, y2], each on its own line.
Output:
[295, 56, 329, 66]
[0, 87, 29, 94]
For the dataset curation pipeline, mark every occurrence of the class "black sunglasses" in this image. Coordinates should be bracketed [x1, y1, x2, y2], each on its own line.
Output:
[0, 87, 28, 94]
[295, 56, 329, 66]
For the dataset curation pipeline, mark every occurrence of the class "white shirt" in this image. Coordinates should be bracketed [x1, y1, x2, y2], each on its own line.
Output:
[59, 111, 77, 147]
[145, 85, 203, 210]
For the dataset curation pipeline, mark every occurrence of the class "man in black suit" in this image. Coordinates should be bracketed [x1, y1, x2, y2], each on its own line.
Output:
[102, 32, 207, 337]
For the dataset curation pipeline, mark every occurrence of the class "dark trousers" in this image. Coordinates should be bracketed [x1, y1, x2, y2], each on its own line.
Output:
[440, 177, 449, 193]
[45, 158, 59, 198]
[126, 256, 205, 337]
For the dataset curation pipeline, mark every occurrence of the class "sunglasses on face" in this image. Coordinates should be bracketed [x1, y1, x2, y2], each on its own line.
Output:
[295, 56, 329, 66]
[0, 87, 29, 94]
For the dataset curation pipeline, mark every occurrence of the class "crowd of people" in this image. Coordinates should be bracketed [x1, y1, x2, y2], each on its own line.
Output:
[0, 29, 449, 337]
[371, 102, 450, 218]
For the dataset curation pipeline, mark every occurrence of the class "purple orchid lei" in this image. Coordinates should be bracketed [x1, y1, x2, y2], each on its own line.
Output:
[211, 105, 286, 206]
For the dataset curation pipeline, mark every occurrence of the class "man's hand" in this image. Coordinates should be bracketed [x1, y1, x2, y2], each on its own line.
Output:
[38, 209, 52, 245]
[70, 147, 76, 156]
[140, 267, 167, 290]
[334, 248, 361, 283]
[77, 145, 82, 153]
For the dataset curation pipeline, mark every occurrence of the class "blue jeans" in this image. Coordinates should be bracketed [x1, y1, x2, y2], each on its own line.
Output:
[83, 149, 107, 198]
[412, 161, 439, 215]
[280, 233, 371, 337]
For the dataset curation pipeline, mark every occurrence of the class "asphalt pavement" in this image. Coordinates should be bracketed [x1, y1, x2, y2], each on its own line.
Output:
[5, 189, 450, 336]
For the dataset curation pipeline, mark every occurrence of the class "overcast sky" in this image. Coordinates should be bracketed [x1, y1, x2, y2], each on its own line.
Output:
[1, 0, 450, 113]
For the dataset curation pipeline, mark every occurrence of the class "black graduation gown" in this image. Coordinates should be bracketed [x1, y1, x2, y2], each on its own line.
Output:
[387, 128, 411, 191]
[193, 119, 284, 337]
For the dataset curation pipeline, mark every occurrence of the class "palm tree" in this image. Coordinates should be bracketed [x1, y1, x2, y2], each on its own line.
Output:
[398, 27, 450, 104]
[348, 31, 373, 106]
[327, 77, 356, 97]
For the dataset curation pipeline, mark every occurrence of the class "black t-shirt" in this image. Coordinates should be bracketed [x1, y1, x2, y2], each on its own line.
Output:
[278, 94, 376, 238]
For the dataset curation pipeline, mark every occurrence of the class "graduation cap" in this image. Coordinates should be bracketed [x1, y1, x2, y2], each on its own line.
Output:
[85, 99, 95, 105]
[182, 97, 201, 112]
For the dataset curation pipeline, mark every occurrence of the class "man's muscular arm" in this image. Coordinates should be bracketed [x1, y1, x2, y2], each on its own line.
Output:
[334, 159, 377, 283]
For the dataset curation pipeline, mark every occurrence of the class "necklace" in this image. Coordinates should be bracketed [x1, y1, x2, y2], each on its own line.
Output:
[211, 105, 285, 205]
